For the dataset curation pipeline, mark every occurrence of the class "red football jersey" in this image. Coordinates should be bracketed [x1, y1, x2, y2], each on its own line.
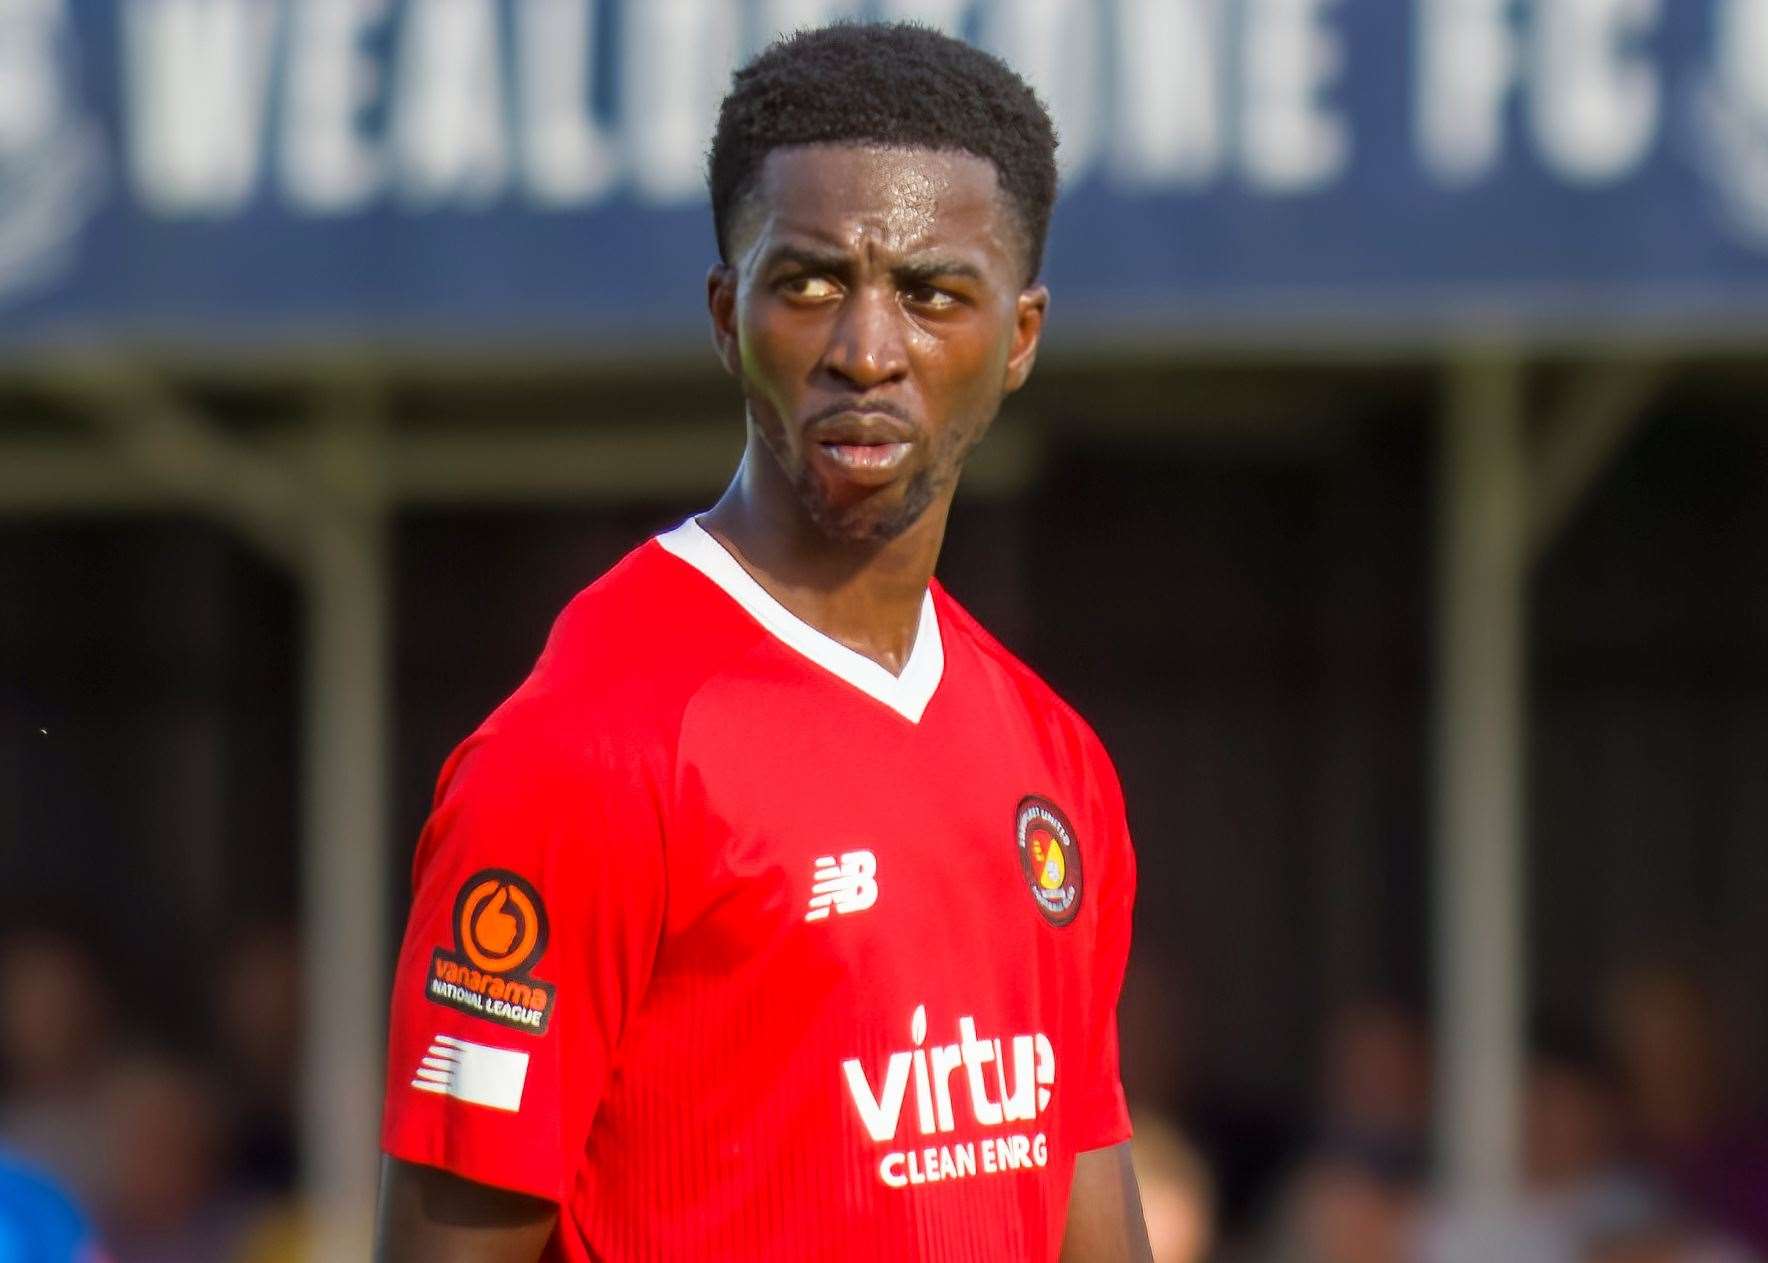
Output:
[381, 518, 1137, 1262]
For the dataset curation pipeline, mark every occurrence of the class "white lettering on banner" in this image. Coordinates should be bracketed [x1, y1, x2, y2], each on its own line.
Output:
[1532, 0, 1661, 184]
[515, 0, 617, 207]
[392, 0, 508, 205]
[622, 0, 738, 203]
[0, 0, 106, 304]
[101, 0, 1376, 216]
[1717, 0, 1768, 120]
[876, 0, 968, 29]
[81, 0, 1762, 257]
[122, 0, 278, 214]
[1243, 0, 1349, 192]
[843, 1005, 1057, 1189]
[0, 0, 60, 154]
[1418, 0, 1663, 188]
[1694, 0, 1768, 245]
[984, 0, 1100, 180]
[282, 0, 385, 212]
[758, 0, 862, 40]
[1111, 0, 1227, 188]
[1416, 0, 1520, 184]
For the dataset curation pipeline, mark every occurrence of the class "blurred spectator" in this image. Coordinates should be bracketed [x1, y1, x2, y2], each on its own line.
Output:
[1523, 1025, 1634, 1196]
[1132, 1110, 1216, 1263]
[1253, 1144, 1425, 1263]
[0, 1148, 108, 1263]
[1234, 998, 1431, 1263]
[94, 1052, 246, 1263]
[214, 922, 300, 1195]
[0, 934, 114, 1206]
[1118, 962, 1187, 1116]
[1417, 1023, 1667, 1263]
[1319, 999, 1434, 1162]
[1118, 959, 1297, 1234]
[1585, 1221, 1757, 1263]
[230, 1204, 311, 1263]
[1605, 966, 1768, 1256]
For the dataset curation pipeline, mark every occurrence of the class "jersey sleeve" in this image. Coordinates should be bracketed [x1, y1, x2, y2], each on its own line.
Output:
[380, 716, 666, 1202]
[1070, 749, 1137, 1153]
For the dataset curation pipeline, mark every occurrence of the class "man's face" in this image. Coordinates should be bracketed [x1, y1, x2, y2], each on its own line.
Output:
[710, 144, 1046, 543]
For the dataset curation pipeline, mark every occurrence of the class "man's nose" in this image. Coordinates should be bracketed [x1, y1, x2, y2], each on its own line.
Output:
[822, 286, 908, 389]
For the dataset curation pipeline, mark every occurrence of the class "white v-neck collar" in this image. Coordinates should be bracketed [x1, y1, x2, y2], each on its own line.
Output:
[655, 517, 944, 724]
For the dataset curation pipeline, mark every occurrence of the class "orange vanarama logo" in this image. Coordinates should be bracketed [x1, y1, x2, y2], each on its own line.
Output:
[427, 869, 555, 1035]
[1015, 796, 1082, 926]
[460, 875, 543, 972]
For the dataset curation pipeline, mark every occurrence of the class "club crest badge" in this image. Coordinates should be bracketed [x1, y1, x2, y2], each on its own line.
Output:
[1015, 796, 1082, 926]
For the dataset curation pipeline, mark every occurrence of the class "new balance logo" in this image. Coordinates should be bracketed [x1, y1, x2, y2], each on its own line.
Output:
[806, 851, 878, 921]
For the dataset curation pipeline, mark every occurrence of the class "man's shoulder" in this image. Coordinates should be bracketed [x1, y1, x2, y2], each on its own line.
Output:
[936, 584, 1112, 763]
[552, 532, 761, 675]
[471, 534, 764, 755]
[938, 591, 1134, 881]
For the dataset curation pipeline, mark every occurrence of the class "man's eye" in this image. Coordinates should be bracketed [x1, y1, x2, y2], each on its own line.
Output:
[905, 285, 957, 311]
[783, 275, 839, 300]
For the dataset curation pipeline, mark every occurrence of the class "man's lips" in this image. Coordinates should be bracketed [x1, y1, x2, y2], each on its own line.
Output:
[820, 440, 913, 473]
[806, 410, 917, 481]
[805, 409, 916, 446]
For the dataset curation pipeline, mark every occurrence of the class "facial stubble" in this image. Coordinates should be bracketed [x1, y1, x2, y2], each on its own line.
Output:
[750, 403, 990, 545]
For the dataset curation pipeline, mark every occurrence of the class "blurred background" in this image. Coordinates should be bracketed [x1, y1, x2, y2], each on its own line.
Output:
[3, 1, 1767, 1260]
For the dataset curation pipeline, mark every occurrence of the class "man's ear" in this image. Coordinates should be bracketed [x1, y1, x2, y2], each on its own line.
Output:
[1003, 284, 1049, 394]
[708, 264, 740, 377]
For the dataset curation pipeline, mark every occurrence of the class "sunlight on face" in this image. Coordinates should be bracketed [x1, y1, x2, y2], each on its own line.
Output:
[718, 143, 1040, 544]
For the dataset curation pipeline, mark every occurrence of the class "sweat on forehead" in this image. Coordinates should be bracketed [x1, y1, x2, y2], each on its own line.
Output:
[724, 145, 1027, 274]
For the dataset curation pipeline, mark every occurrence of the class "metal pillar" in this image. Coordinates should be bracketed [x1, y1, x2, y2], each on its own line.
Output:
[1434, 353, 1528, 1206]
[298, 400, 389, 1262]
[1432, 355, 1664, 1215]
[2, 365, 392, 1255]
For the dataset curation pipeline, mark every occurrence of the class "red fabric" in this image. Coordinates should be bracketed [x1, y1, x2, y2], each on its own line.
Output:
[381, 535, 1136, 1262]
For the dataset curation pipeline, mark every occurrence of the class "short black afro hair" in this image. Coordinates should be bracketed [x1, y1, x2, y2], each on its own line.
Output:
[708, 22, 1059, 284]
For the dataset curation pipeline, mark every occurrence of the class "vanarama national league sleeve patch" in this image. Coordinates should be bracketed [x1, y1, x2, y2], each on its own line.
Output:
[426, 868, 556, 1034]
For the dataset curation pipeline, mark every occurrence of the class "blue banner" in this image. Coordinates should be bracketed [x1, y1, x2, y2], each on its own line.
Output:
[4, 0, 1768, 348]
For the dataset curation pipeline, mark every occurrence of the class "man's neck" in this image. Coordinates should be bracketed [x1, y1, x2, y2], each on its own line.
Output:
[697, 454, 951, 676]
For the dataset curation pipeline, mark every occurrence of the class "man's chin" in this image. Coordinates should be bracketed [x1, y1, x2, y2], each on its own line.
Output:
[798, 477, 934, 545]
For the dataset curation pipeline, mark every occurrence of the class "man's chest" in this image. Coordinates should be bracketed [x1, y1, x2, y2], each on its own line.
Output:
[586, 663, 1112, 1209]
[658, 677, 1094, 982]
